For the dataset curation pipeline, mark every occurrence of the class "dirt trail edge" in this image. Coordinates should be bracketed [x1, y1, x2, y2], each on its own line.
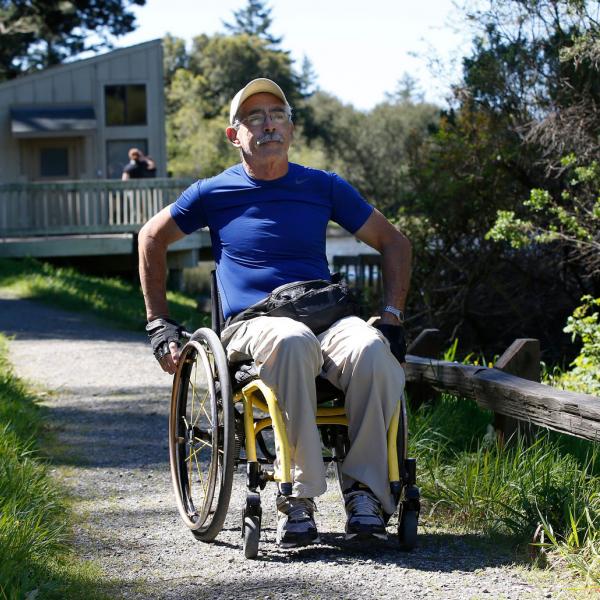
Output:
[0, 295, 573, 600]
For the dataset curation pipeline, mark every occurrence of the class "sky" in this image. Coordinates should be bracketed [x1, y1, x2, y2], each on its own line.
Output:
[113, 0, 477, 110]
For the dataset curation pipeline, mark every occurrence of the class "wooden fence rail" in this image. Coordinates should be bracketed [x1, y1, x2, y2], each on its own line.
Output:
[0, 178, 193, 236]
[405, 331, 600, 443]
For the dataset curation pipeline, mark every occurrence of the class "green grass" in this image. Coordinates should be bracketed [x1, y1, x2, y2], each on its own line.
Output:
[0, 257, 207, 331]
[409, 392, 600, 585]
[0, 335, 114, 599]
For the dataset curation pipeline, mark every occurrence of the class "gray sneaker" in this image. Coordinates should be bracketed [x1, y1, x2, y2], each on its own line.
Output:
[344, 484, 388, 540]
[276, 495, 320, 548]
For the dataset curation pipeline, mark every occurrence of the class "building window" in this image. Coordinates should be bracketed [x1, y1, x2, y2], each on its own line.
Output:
[105, 84, 147, 126]
[40, 147, 69, 177]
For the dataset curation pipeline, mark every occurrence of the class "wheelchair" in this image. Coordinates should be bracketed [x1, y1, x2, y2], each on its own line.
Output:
[168, 273, 420, 558]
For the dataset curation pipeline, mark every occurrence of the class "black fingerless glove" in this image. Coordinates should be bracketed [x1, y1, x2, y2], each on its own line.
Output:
[375, 323, 407, 363]
[146, 317, 182, 361]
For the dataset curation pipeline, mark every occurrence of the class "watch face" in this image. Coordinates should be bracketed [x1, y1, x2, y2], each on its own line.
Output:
[384, 306, 404, 322]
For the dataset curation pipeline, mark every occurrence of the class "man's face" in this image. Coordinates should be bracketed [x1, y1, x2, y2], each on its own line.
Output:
[226, 92, 293, 163]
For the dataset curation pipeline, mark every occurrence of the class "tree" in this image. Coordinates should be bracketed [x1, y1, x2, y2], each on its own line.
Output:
[165, 31, 310, 177]
[385, 73, 424, 104]
[462, 0, 600, 165]
[185, 33, 303, 118]
[487, 155, 600, 277]
[0, 0, 145, 81]
[222, 0, 282, 46]
[163, 33, 188, 88]
[298, 55, 318, 96]
[401, 0, 600, 358]
[471, 1, 600, 281]
[301, 90, 439, 215]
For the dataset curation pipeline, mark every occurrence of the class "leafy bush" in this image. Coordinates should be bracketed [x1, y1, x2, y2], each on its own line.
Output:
[547, 296, 600, 396]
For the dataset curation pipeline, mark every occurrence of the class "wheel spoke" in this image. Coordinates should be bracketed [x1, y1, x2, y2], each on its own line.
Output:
[199, 390, 213, 426]
[185, 437, 212, 456]
[192, 443, 209, 500]
[188, 443, 205, 488]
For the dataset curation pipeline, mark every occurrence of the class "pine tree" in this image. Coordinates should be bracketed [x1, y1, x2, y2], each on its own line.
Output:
[0, 0, 146, 81]
[223, 0, 282, 46]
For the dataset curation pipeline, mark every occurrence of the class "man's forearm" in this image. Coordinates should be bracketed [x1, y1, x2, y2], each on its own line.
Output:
[381, 234, 412, 311]
[139, 230, 170, 321]
[138, 207, 186, 321]
[353, 209, 412, 320]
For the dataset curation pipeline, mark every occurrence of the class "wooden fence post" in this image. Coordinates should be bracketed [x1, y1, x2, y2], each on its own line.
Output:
[406, 329, 443, 409]
[493, 338, 541, 444]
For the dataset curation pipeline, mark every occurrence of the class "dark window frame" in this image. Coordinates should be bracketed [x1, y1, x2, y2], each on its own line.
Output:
[39, 146, 69, 178]
[104, 84, 148, 126]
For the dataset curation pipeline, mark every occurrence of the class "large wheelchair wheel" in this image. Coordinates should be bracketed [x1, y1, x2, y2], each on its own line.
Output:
[169, 328, 235, 542]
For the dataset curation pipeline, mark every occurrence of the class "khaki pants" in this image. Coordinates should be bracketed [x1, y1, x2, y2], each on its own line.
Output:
[222, 315, 405, 515]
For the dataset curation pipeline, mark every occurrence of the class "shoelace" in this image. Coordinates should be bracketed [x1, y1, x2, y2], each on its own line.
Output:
[280, 498, 315, 522]
[345, 491, 382, 517]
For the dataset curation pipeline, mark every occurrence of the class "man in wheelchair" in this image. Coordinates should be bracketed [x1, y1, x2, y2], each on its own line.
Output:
[139, 78, 412, 549]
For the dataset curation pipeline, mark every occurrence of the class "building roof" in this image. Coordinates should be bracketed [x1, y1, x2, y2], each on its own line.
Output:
[0, 39, 162, 92]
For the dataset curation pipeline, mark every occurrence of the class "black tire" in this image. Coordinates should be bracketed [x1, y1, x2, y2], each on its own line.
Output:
[398, 509, 418, 551]
[169, 328, 235, 542]
[243, 514, 261, 559]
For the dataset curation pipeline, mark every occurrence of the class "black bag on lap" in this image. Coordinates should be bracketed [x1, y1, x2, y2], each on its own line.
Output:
[226, 278, 358, 335]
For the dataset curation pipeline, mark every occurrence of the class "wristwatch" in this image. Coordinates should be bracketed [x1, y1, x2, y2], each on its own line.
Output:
[383, 305, 405, 324]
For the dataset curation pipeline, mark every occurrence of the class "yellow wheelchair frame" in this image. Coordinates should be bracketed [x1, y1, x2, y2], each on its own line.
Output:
[238, 378, 402, 496]
[168, 275, 420, 559]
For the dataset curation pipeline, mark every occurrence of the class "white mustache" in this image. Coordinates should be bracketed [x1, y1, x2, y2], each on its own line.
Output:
[256, 133, 284, 146]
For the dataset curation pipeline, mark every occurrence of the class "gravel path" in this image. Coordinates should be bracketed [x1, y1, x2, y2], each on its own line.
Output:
[0, 296, 579, 599]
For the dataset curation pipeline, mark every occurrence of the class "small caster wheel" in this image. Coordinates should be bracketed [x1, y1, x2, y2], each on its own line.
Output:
[398, 509, 418, 551]
[243, 514, 261, 559]
[242, 492, 262, 559]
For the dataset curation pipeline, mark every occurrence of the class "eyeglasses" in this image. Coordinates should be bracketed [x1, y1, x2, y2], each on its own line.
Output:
[235, 108, 291, 128]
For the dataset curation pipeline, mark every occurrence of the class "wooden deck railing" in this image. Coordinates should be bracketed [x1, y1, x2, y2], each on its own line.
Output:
[405, 331, 600, 443]
[0, 178, 194, 236]
[333, 254, 382, 290]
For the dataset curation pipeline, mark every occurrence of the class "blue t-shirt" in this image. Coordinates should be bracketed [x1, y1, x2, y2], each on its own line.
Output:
[170, 162, 374, 318]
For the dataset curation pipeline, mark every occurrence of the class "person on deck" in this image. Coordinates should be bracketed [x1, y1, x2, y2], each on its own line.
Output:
[122, 148, 156, 180]
[139, 78, 411, 549]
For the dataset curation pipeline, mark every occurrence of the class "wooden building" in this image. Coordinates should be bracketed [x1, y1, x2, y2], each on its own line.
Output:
[0, 41, 210, 283]
[0, 39, 166, 183]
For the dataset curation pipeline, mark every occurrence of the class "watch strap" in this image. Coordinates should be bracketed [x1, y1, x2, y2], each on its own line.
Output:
[383, 305, 404, 323]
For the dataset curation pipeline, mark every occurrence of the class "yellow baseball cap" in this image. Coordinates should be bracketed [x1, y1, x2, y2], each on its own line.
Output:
[229, 78, 290, 125]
